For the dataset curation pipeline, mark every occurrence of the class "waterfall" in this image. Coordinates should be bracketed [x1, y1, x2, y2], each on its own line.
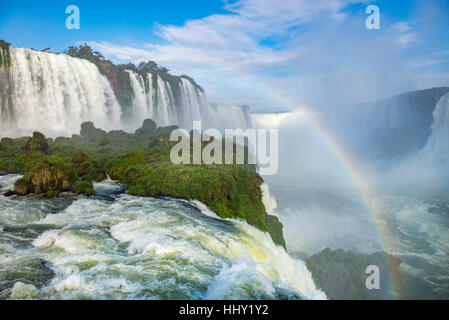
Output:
[0, 47, 121, 138]
[126, 70, 151, 128]
[126, 71, 253, 131]
[179, 77, 203, 126]
[420, 93, 449, 165]
[0, 47, 253, 137]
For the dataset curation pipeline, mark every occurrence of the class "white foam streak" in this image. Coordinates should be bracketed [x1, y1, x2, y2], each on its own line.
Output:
[420, 93, 449, 165]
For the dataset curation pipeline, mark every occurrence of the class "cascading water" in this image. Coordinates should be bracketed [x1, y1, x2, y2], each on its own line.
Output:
[0, 47, 253, 137]
[126, 70, 153, 130]
[0, 47, 122, 137]
[125, 71, 254, 131]
[0, 176, 326, 300]
[179, 78, 203, 126]
[420, 93, 449, 165]
[118, 70, 252, 131]
[155, 75, 176, 126]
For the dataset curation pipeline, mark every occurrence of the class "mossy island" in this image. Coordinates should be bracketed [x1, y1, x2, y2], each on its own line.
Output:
[0, 119, 285, 247]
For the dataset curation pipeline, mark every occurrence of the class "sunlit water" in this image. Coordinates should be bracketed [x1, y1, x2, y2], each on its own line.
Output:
[0, 175, 325, 300]
[270, 183, 449, 299]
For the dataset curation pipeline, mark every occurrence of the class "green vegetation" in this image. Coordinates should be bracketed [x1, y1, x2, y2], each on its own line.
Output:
[0, 40, 11, 69]
[14, 160, 77, 195]
[24, 131, 49, 153]
[73, 180, 96, 196]
[63, 44, 203, 114]
[265, 215, 286, 249]
[0, 120, 286, 246]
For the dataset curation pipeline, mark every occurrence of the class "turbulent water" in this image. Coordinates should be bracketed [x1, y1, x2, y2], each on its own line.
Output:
[254, 93, 449, 299]
[270, 185, 449, 299]
[0, 175, 325, 300]
[0, 47, 251, 137]
[420, 93, 449, 165]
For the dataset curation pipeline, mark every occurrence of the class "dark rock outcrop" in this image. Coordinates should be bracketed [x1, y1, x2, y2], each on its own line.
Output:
[306, 248, 401, 300]
[3, 190, 16, 197]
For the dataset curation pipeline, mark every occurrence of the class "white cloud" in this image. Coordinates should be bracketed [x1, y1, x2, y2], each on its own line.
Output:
[392, 22, 412, 32]
[397, 32, 418, 45]
[88, 0, 448, 111]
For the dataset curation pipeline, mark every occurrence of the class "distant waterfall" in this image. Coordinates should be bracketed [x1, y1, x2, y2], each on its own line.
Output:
[251, 112, 293, 129]
[179, 77, 203, 126]
[126, 70, 252, 131]
[0, 47, 121, 137]
[420, 93, 449, 165]
[0, 47, 253, 137]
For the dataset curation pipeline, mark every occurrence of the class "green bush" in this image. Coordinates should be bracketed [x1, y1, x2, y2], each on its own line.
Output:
[23, 132, 49, 153]
[46, 189, 59, 198]
[74, 180, 96, 196]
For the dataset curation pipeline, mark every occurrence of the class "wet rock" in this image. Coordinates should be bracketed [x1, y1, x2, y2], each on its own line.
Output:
[3, 190, 16, 197]
[306, 248, 401, 300]
[428, 203, 449, 215]
[0, 170, 8, 176]
[94, 194, 116, 202]
[10, 282, 40, 299]
[0, 258, 56, 293]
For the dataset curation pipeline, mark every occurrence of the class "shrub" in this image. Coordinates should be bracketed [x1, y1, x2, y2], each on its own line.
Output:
[23, 132, 49, 153]
[14, 178, 33, 195]
[74, 180, 96, 196]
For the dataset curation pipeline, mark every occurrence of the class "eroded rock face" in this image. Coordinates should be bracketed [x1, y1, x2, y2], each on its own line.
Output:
[98, 61, 134, 109]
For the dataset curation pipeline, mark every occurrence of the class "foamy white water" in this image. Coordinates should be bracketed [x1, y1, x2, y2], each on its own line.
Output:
[0, 176, 325, 300]
[1, 48, 121, 137]
[0, 47, 252, 137]
[420, 93, 449, 165]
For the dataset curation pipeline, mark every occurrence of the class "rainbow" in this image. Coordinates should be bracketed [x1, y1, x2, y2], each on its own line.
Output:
[169, 56, 403, 296]
[242, 74, 402, 297]
[291, 106, 402, 299]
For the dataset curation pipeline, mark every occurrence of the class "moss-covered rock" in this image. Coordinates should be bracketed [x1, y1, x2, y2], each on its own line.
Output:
[14, 160, 77, 195]
[46, 189, 60, 198]
[23, 132, 49, 153]
[1, 119, 286, 246]
[266, 215, 286, 249]
[82, 168, 106, 182]
[74, 180, 96, 196]
[135, 119, 157, 140]
[105, 140, 272, 236]
[14, 178, 33, 195]
[0, 137, 14, 149]
[71, 152, 89, 165]
[80, 122, 108, 143]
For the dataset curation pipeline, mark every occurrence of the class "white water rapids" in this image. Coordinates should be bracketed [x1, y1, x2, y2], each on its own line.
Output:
[0, 176, 325, 300]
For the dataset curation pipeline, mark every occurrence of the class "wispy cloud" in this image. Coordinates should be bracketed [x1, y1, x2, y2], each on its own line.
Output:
[89, 0, 449, 111]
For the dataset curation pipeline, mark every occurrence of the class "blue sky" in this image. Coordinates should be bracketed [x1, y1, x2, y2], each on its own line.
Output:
[0, 0, 229, 51]
[1, 0, 448, 111]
